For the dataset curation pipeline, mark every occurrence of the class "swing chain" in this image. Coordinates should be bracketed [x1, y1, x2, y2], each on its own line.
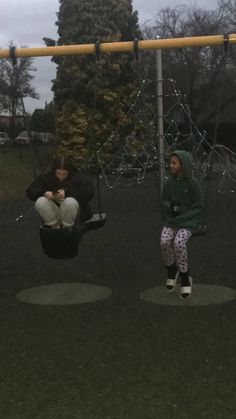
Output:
[9, 45, 17, 66]
[95, 40, 101, 61]
[223, 33, 229, 53]
[133, 38, 139, 60]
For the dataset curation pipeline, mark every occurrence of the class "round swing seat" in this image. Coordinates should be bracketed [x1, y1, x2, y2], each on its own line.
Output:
[39, 213, 107, 259]
[39, 224, 87, 259]
[192, 224, 207, 237]
[85, 213, 107, 230]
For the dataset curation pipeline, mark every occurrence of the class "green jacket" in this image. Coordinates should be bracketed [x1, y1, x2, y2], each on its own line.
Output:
[162, 150, 203, 234]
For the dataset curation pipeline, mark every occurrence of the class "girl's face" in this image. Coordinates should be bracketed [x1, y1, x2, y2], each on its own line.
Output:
[55, 168, 69, 182]
[169, 155, 182, 176]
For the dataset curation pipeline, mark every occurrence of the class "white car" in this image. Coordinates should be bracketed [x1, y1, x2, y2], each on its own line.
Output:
[38, 132, 54, 144]
[0, 131, 10, 146]
[14, 131, 30, 145]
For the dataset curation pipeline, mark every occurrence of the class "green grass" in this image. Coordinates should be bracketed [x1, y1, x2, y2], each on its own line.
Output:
[0, 146, 54, 199]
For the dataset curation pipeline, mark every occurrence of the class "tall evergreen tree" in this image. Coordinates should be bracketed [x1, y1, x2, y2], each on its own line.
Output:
[52, 0, 140, 166]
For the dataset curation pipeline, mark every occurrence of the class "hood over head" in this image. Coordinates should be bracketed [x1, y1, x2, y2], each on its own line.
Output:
[171, 150, 193, 179]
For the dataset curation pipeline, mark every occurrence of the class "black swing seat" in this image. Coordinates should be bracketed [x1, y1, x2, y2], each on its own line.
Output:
[84, 213, 107, 230]
[192, 224, 207, 237]
[39, 213, 107, 259]
[39, 224, 86, 259]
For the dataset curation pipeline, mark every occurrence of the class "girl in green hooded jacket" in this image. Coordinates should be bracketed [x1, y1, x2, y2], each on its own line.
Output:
[160, 150, 203, 299]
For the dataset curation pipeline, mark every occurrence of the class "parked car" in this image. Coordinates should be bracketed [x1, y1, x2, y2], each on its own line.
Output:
[14, 131, 55, 146]
[14, 131, 30, 145]
[0, 131, 10, 146]
[40, 132, 54, 144]
[31, 131, 54, 145]
[31, 131, 43, 145]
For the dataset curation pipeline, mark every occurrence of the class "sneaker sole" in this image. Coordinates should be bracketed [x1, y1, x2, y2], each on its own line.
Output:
[166, 272, 179, 293]
[180, 276, 193, 299]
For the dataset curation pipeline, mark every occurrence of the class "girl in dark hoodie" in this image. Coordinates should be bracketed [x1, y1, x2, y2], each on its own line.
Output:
[160, 150, 203, 299]
[26, 156, 95, 229]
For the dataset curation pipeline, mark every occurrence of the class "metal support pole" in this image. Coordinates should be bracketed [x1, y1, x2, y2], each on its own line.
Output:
[156, 48, 165, 194]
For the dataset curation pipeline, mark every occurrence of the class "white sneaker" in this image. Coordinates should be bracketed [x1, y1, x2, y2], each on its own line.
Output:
[180, 276, 193, 299]
[166, 272, 179, 293]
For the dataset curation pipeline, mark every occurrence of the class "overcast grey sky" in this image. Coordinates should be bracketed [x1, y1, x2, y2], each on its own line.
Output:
[0, 0, 219, 112]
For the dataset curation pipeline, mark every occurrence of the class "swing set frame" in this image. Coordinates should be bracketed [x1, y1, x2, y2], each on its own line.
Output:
[0, 33, 235, 59]
[2, 32, 232, 253]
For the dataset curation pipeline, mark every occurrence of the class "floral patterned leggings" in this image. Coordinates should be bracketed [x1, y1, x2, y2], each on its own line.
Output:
[160, 226, 192, 272]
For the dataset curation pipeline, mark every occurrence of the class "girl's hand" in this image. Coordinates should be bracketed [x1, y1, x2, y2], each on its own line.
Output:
[44, 191, 54, 199]
[57, 189, 65, 200]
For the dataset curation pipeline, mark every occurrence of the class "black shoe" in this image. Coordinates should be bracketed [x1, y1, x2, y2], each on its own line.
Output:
[166, 263, 178, 292]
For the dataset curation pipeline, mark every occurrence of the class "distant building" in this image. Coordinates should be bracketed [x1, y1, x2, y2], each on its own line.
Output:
[0, 114, 25, 130]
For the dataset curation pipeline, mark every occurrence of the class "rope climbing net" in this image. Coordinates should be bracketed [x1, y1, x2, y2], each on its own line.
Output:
[96, 63, 236, 195]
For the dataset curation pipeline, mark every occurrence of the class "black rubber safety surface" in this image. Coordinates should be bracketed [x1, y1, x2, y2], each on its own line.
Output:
[0, 174, 235, 419]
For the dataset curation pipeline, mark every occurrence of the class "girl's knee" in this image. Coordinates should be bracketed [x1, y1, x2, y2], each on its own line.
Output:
[63, 197, 79, 209]
[174, 231, 190, 250]
[160, 236, 172, 249]
[35, 196, 48, 210]
[174, 235, 184, 251]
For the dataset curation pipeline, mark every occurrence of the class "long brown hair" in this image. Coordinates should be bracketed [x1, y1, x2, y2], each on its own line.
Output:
[48, 156, 77, 176]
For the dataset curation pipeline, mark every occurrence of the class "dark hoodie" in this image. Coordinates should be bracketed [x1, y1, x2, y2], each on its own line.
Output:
[162, 150, 203, 233]
[26, 170, 95, 222]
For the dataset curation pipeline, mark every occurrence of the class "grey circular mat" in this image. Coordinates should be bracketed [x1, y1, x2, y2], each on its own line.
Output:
[16, 283, 112, 305]
[140, 284, 236, 306]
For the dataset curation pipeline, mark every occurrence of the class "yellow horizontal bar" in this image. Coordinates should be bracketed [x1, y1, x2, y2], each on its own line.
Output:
[0, 34, 235, 59]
